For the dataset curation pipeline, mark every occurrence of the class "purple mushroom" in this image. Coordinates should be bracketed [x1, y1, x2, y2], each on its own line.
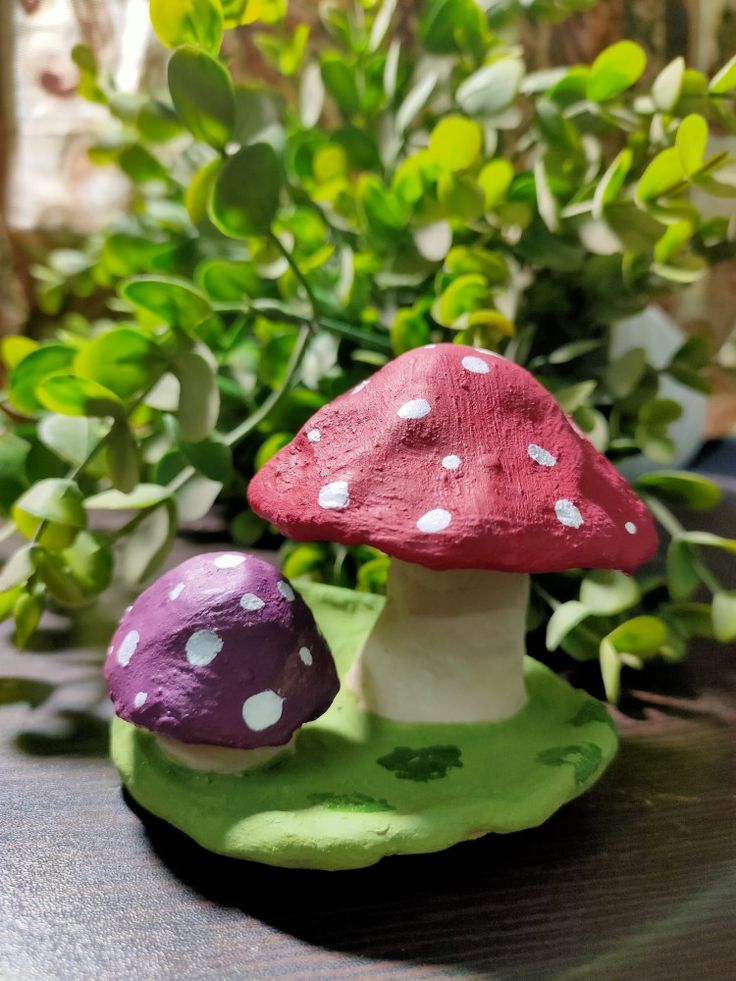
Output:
[104, 551, 338, 773]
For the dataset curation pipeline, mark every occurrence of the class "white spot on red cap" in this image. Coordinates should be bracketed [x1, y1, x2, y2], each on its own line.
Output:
[240, 593, 265, 612]
[527, 444, 557, 467]
[133, 691, 147, 709]
[186, 629, 223, 667]
[169, 582, 185, 601]
[555, 499, 583, 529]
[117, 630, 139, 667]
[397, 398, 431, 419]
[242, 690, 284, 731]
[299, 646, 313, 665]
[352, 380, 369, 394]
[442, 454, 461, 470]
[307, 428, 320, 443]
[318, 480, 350, 510]
[461, 355, 490, 374]
[625, 521, 637, 535]
[277, 581, 295, 602]
[213, 554, 245, 569]
[416, 509, 452, 533]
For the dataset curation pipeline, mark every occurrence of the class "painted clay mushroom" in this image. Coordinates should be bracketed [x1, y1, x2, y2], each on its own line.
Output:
[104, 551, 338, 773]
[248, 343, 657, 725]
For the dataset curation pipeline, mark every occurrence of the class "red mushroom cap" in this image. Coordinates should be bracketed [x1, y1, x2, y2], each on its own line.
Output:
[248, 344, 657, 574]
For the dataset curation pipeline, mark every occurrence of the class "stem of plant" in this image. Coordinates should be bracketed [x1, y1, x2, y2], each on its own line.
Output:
[643, 493, 723, 595]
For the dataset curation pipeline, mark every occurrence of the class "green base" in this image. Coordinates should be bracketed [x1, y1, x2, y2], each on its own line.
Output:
[111, 581, 618, 870]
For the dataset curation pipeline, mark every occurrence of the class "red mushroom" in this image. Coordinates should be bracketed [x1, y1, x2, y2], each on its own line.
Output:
[248, 344, 656, 724]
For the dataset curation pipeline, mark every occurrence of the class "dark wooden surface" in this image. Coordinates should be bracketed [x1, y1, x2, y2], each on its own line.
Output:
[2, 475, 735, 980]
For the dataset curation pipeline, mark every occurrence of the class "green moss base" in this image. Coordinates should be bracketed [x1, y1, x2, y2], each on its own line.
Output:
[111, 581, 618, 870]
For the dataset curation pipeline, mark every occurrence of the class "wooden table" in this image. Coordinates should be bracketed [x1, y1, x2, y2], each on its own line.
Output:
[2, 476, 735, 980]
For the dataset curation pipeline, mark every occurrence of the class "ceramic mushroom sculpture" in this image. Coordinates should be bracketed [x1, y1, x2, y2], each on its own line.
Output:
[248, 344, 657, 725]
[105, 552, 338, 773]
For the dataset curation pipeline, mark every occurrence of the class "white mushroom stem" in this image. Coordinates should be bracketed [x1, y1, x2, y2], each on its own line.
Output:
[156, 734, 296, 774]
[346, 559, 529, 724]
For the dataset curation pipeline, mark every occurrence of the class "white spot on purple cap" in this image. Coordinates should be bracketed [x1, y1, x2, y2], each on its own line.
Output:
[169, 581, 185, 601]
[528, 444, 557, 467]
[299, 646, 313, 666]
[242, 690, 284, 731]
[461, 355, 490, 374]
[397, 398, 431, 420]
[213, 554, 245, 569]
[133, 691, 147, 709]
[318, 480, 349, 510]
[240, 593, 265, 612]
[277, 581, 295, 602]
[116, 630, 139, 667]
[416, 509, 452, 533]
[555, 499, 583, 529]
[185, 629, 223, 667]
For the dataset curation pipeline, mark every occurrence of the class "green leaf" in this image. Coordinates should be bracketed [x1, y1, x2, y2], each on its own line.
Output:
[74, 328, 161, 400]
[137, 100, 183, 143]
[320, 54, 360, 115]
[0, 434, 30, 513]
[677, 531, 736, 554]
[230, 509, 266, 547]
[168, 46, 235, 149]
[63, 531, 113, 597]
[456, 58, 523, 117]
[548, 339, 602, 364]
[118, 145, 169, 184]
[437, 173, 485, 222]
[420, 0, 486, 56]
[120, 500, 177, 584]
[592, 148, 632, 219]
[712, 591, 736, 643]
[180, 434, 233, 482]
[121, 276, 212, 331]
[599, 639, 622, 703]
[478, 159, 514, 207]
[546, 600, 591, 651]
[606, 616, 668, 657]
[150, 0, 223, 53]
[428, 116, 482, 172]
[604, 347, 647, 398]
[580, 570, 641, 616]
[1, 335, 37, 369]
[666, 539, 700, 600]
[174, 346, 220, 442]
[662, 601, 714, 638]
[37, 375, 123, 419]
[654, 220, 692, 264]
[9, 344, 75, 415]
[636, 471, 722, 510]
[255, 432, 292, 470]
[533, 159, 559, 233]
[0, 676, 54, 707]
[0, 545, 36, 593]
[196, 258, 260, 301]
[637, 147, 685, 202]
[37, 416, 106, 468]
[709, 53, 736, 94]
[106, 418, 140, 493]
[281, 541, 328, 579]
[185, 157, 222, 225]
[554, 380, 596, 413]
[396, 73, 436, 132]
[175, 473, 223, 522]
[587, 41, 646, 102]
[390, 308, 430, 355]
[84, 484, 171, 510]
[431, 274, 491, 328]
[652, 56, 685, 111]
[676, 114, 708, 175]
[13, 591, 43, 649]
[209, 143, 282, 237]
[12, 479, 86, 548]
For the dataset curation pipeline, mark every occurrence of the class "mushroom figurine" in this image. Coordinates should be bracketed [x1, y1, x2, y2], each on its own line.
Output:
[248, 343, 657, 725]
[104, 551, 338, 773]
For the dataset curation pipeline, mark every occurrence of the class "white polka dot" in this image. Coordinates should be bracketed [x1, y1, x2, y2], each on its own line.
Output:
[299, 646, 313, 665]
[442, 454, 461, 470]
[133, 691, 148, 709]
[461, 355, 490, 374]
[397, 398, 431, 419]
[352, 380, 369, 394]
[475, 347, 502, 358]
[185, 629, 223, 666]
[416, 509, 452, 533]
[307, 428, 321, 443]
[213, 554, 245, 569]
[555, 499, 583, 529]
[240, 593, 265, 612]
[242, 689, 284, 731]
[424, 343, 436, 349]
[116, 630, 139, 667]
[169, 581, 185, 601]
[277, 581, 295, 602]
[528, 444, 557, 467]
[318, 480, 350, 510]
[625, 521, 637, 535]
[124, 605, 133, 615]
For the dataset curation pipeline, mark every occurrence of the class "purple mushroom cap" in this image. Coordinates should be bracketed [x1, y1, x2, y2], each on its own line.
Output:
[104, 552, 339, 749]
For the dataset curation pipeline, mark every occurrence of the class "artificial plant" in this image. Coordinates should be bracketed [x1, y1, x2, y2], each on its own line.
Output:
[1, 0, 736, 700]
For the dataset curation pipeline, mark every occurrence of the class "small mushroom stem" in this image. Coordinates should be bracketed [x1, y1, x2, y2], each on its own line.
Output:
[156, 734, 296, 774]
[346, 559, 529, 724]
